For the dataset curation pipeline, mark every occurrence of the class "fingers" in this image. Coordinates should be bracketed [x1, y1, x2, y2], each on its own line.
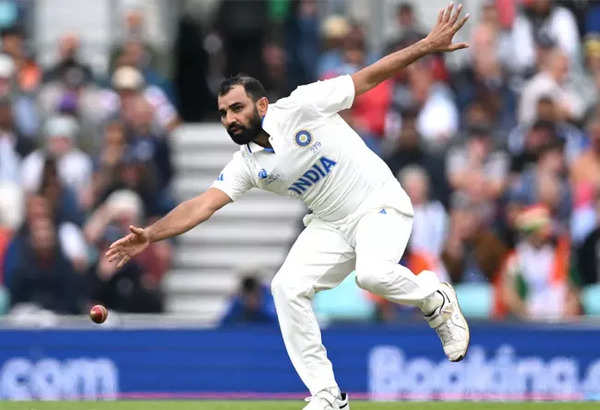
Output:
[105, 247, 121, 259]
[450, 3, 462, 25]
[129, 225, 144, 235]
[443, 3, 454, 23]
[116, 254, 130, 269]
[438, 6, 445, 24]
[453, 13, 470, 33]
[448, 42, 470, 51]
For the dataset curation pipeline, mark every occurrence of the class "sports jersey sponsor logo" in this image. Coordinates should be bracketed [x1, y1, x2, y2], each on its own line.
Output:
[217, 173, 224, 181]
[288, 156, 336, 195]
[258, 169, 268, 179]
[295, 130, 312, 147]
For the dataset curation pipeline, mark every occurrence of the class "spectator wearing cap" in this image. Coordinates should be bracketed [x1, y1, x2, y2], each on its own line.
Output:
[519, 48, 584, 125]
[21, 115, 92, 207]
[85, 189, 165, 313]
[112, 65, 180, 133]
[498, 205, 580, 320]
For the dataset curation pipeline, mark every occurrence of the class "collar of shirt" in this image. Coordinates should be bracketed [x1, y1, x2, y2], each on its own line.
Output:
[246, 141, 275, 154]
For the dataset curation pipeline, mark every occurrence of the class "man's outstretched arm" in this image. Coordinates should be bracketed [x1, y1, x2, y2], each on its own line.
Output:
[106, 188, 231, 267]
[351, 2, 469, 97]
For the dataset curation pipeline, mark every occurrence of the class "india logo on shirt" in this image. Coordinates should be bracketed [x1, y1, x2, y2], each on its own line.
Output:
[295, 130, 312, 147]
[288, 156, 336, 195]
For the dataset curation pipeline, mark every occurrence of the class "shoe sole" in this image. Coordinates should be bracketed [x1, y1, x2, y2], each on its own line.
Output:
[441, 282, 470, 362]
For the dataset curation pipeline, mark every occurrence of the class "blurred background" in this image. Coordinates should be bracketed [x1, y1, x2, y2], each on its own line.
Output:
[1, 0, 600, 402]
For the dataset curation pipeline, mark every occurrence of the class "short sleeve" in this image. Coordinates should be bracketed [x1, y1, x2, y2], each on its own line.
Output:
[289, 75, 355, 117]
[210, 152, 254, 201]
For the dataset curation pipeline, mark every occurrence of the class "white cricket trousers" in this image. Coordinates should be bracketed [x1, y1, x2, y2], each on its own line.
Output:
[270, 207, 441, 395]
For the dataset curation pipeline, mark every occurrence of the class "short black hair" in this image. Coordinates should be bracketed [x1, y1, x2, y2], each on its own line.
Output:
[218, 75, 267, 101]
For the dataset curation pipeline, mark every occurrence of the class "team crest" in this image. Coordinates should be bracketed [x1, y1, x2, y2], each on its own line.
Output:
[295, 130, 312, 147]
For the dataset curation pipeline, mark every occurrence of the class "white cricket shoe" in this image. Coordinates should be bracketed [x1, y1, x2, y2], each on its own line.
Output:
[303, 390, 349, 410]
[424, 282, 470, 362]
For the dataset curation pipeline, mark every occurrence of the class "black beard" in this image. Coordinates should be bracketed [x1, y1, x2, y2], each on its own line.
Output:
[227, 110, 262, 145]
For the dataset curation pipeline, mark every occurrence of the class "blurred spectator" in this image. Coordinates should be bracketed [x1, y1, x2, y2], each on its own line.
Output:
[384, 2, 426, 53]
[384, 108, 449, 204]
[577, 193, 600, 286]
[519, 48, 584, 124]
[398, 165, 447, 257]
[112, 65, 180, 133]
[21, 115, 92, 207]
[509, 96, 587, 166]
[447, 125, 509, 205]
[285, 0, 320, 88]
[44, 32, 93, 84]
[317, 15, 350, 79]
[0, 97, 20, 181]
[510, 119, 558, 173]
[499, 205, 579, 320]
[393, 59, 459, 150]
[85, 189, 164, 313]
[508, 139, 572, 231]
[1, 26, 41, 94]
[0, 182, 23, 283]
[5, 195, 87, 314]
[510, 0, 581, 74]
[221, 275, 277, 325]
[441, 193, 508, 284]
[571, 113, 600, 192]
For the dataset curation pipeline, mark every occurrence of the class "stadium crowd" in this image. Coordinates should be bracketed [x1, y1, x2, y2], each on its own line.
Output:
[0, 0, 600, 324]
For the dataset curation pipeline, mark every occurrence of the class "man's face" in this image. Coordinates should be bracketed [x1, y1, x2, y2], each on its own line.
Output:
[218, 85, 262, 145]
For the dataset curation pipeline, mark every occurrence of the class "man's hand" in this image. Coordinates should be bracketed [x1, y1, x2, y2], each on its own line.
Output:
[105, 225, 150, 268]
[424, 2, 470, 53]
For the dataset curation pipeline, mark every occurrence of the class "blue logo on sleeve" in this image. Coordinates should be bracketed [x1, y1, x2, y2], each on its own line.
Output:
[295, 130, 312, 147]
[217, 173, 224, 181]
[258, 169, 268, 179]
[288, 156, 336, 195]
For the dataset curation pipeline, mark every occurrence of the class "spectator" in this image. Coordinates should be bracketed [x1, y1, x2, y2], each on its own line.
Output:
[571, 113, 600, 192]
[85, 189, 164, 313]
[5, 196, 87, 314]
[317, 15, 350, 80]
[0, 26, 41, 94]
[510, 119, 558, 174]
[0, 97, 21, 182]
[385, 2, 426, 53]
[441, 193, 508, 284]
[21, 115, 92, 207]
[398, 165, 447, 257]
[112, 65, 180, 133]
[577, 193, 600, 286]
[44, 32, 93, 84]
[285, 0, 320, 88]
[518, 48, 584, 125]
[221, 275, 277, 325]
[499, 205, 579, 320]
[508, 139, 572, 231]
[446, 124, 509, 205]
[510, 0, 581, 74]
[384, 108, 449, 204]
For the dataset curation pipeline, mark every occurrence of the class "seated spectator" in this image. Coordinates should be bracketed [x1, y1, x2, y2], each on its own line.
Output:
[508, 96, 587, 166]
[577, 193, 600, 286]
[498, 205, 580, 320]
[43, 32, 94, 84]
[508, 139, 572, 231]
[384, 108, 448, 204]
[441, 193, 508, 284]
[21, 115, 92, 208]
[316, 15, 350, 80]
[5, 196, 87, 314]
[398, 165, 447, 257]
[397, 59, 459, 150]
[510, 119, 558, 174]
[447, 124, 509, 203]
[571, 113, 600, 192]
[221, 275, 277, 325]
[1, 26, 42, 94]
[112, 65, 180, 133]
[0, 97, 21, 182]
[85, 189, 164, 313]
[518, 48, 584, 125]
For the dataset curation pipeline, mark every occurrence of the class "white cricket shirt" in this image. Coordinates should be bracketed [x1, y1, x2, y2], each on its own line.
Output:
[211, 75, 413, 222]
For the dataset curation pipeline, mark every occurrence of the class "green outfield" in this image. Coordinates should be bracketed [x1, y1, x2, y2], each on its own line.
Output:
[0, 401, 598, 410]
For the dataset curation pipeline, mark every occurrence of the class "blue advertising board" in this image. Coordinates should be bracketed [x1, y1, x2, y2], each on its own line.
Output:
[1, 323, 599, 400]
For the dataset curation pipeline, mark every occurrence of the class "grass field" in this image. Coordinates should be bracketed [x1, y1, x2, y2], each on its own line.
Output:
[0, 401, 598, 410]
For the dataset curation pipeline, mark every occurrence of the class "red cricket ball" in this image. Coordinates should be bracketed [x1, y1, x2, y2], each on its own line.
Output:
[90, 305, 108, 324]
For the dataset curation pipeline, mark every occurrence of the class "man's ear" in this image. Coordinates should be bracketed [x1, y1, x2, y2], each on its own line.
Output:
[257, 96, 269, 117]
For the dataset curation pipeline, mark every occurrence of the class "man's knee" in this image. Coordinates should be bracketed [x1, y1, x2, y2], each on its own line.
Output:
[271, 271, 310, 302]
[354, 261, 392, 294]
